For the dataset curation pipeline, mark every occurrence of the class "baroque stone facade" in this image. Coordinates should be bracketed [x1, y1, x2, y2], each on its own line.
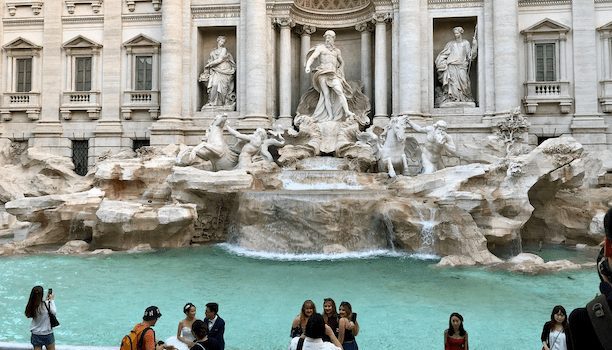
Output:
[0, 0, 610, 172]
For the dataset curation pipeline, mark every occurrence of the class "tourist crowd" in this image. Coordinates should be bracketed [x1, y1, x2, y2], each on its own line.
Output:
[23, 208, 612, 350]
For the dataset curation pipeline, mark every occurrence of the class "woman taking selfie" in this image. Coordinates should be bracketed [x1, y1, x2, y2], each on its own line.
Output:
[25, 286, 57, 350]
[338, 301, 359, 350]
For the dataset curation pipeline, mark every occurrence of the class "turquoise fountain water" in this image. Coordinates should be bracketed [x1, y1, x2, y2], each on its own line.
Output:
[0, 245, 598, 350]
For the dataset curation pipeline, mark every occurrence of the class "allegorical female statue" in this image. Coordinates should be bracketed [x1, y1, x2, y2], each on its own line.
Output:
[199, 35, 236, 110]
[435, 26, 478, 107]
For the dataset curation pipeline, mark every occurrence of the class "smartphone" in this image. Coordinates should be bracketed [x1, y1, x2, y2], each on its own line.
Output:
[48, 288, 53, 295]
[351, 313, 357, 322]
[605, 238, 612, 258]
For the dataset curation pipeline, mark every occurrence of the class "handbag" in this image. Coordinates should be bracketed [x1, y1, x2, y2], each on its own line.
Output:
[44, 301, 60, 328]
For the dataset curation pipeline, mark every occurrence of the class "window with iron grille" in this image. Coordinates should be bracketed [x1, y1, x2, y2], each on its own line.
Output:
[75, 57, 92, 91]
[135, 56, 153, 91]
[535, 43, 556, 82]
[132, 139, 150, 151]
[72, 140, 89, 176]
[16, 58, 32, 92]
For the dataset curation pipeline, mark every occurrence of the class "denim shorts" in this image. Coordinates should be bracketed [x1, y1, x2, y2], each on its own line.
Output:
[31, 332, 55, 346]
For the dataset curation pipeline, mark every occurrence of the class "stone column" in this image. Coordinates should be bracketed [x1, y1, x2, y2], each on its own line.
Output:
[94, 0, 123, 153]
[159, 0, 183, 120]
[356, 22, 372, 104]
[275, 17, 294, 127]
[570, 1, 606, 136]
[398, 0, 420, 116]
[602, 32, 611, 80]
[243, 0, 269, 125]
[151, 0, 184, 146]
[299, 25, 316, 96]
[32, 0, 66, 155]
[493, 0, 520, 114]
[373, 13, 391, 125]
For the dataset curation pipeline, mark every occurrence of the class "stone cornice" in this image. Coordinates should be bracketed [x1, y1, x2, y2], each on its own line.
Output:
[62, 15, 104, 24]
[289, 1, 376, 29]
[122, 13, 161, 22]
[428, 0, 483, 8]
[2, 17, 43, 26]
[518, 0, 571, 6]
[191, 5, 240, 19]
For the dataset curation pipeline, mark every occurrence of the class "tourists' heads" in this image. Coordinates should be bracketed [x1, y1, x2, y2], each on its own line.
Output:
[453, 26, 464, 38]
[191, 319, 208, 340]
[550, 305, 568, 326]
[323, 30, 336, 44]
[183, 302, 196, 318]
[448, 312, 466, 336]
[434, 120, 448, 131]
[304, 313, 326, 339]
[205, 302, 219, 319]
[143, 305, 162, 323]
[323, 298, 337, 317]
[301, 299, 316, 318]
[25, 285, 44, 318]
[339, 301, 353, 318]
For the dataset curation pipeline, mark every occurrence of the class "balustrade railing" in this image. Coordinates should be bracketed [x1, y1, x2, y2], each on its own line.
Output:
[3, 92, 40, 107]
[62, 91, 100, 106]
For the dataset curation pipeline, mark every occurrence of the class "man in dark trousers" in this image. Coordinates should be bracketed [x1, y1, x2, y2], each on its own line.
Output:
[203, 302, 225, 350]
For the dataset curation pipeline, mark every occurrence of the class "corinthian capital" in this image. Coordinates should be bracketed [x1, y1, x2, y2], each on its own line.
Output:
[355, 22, 373, 32]
[295, 24, 316, 36]
[372, 12, 392, 23]
[273, 17, 295, 28]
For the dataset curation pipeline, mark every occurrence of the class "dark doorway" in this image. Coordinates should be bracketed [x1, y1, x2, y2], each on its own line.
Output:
[72, 140, 89, 176]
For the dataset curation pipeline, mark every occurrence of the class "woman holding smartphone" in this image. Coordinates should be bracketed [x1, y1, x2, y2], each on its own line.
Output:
[25, 286, 57, 350]
[338, 301, 359, 350]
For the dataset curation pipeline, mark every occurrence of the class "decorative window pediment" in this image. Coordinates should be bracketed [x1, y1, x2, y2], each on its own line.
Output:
[521, 18, 570, 40]
[63, 35, 102, 50]
[123, 34, 160, 53]
[3, 37, 42, 55]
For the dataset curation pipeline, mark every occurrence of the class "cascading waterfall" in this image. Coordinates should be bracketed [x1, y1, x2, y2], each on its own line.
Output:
[417, 207, 437, 253]
[381, 213, 396, 251]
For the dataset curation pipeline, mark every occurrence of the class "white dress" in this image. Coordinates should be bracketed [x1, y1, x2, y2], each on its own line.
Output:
[548, 330, 567, 350]
[165, 326, 196, 350]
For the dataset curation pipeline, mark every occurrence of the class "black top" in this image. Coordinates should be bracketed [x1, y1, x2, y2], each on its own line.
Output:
[540, 321, 573, 350]
[323, 315, 339, 342]
[189, 338, 221, 350]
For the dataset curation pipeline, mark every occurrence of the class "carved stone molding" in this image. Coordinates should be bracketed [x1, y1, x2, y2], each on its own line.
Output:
[3, 18, 44, 26]
[6, 2, 43, 16]
[62, 15, 104, 24]
[273, 17, 295, 28]
[295, 24, 317, 36]
[428, 0, 483, 8]
[355, 22, 373, 32]
[191, 5, 240, 19]
[126, 0, 161, 12]
[294, 0, 371, 12]
[372, 12, 392, 23]
[289, 1, 375, 29]
[122, 14, 161, 22]
[518, 0, 570, 6]
[65, 0, 103, 15]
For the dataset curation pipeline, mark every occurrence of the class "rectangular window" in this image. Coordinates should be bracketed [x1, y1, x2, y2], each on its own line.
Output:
[71, 140, 89, 176]
[75, 57, 92, 91]
[135, 56, 152, 91]
[535, 43, 556, 82]
[16, 58, 32, 92]
[132, 139, 150, 151]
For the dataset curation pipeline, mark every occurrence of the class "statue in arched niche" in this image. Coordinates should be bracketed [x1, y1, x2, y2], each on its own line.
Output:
[199, 35, 236, 111]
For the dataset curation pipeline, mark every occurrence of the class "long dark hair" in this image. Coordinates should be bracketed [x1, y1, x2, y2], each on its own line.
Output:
[447, 312, 466, 337]
[550, 305, 568, 327]
[339, 301, 353, 319]
[323, 298, 338, 319]
[25, 286, 43, 318]
[300, 300, 316, 324]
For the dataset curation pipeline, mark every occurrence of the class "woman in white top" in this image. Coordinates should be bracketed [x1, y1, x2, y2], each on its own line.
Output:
[166, 302, 197, 350]
[25, 285, 57, 350]
[541, 305, 573, 350]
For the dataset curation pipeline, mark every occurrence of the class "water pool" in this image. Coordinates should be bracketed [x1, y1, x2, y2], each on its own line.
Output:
[0, 245, 599, 350]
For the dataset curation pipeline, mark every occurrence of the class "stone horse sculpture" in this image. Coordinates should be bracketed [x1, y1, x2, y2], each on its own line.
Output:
[358, 115, 419, 177]
[187, 114, 238, 171]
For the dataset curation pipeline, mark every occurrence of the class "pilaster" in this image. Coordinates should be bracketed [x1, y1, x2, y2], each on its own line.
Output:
[243, 0, 270, 125]
[570, 0, 606, 132]
[299, 25, 316, 97]
[398, 0, 421, 116]
[492, 0, 520, 114]
[32, 0, 64, 149]
[275, 17, 295, 127]
[373, 13, 391, 125]
[356, 22, 373, 109]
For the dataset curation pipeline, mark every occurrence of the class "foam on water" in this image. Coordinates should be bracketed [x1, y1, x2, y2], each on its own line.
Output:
[218, 243, 438, 261]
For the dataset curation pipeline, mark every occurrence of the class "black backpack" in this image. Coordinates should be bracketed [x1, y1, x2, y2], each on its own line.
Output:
[587, 294, 612, 350]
